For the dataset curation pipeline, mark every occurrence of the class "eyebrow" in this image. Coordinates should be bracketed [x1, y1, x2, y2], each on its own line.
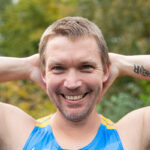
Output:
[47, 57, 98, 67]
[80, 61, 97, 65]
[47, 61, 64, 68]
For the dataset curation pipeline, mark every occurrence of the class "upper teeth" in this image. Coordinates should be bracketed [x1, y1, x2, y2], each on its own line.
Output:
[65, 95, 83, 101]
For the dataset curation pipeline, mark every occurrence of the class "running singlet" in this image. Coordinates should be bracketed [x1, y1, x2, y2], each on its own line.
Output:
[23, 115, 124, 150]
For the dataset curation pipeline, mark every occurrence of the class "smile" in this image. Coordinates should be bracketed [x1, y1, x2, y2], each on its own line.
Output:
[61, 93, 88, 101]
[65, 95, 83, 101]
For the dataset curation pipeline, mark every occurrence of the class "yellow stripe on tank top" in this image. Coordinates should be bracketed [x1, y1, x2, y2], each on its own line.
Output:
[100, 115, 116, 129]
[35, 114, 116, 129]
[36, 114, 52, 127]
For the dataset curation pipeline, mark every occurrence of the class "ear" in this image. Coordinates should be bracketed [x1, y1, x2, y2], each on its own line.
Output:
[102, 64, 110, 83]
[41, 70, 46, 84]
[96, 64, 110, 104]
[40, 70, 48, 93]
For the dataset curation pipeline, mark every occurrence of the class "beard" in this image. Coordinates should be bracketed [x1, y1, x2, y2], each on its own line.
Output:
[56, 102, 94, 122]
[52, 87, 101, 122]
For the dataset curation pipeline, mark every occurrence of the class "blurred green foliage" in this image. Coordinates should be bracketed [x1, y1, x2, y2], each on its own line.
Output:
[0, 80, 56, 118]
[0, 0, 150, 121]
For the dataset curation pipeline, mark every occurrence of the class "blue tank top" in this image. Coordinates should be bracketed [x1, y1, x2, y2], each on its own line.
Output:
[23, 115, 124, 150]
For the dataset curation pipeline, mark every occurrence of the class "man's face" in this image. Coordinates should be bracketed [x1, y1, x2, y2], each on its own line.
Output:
[43, 36, 109, 122]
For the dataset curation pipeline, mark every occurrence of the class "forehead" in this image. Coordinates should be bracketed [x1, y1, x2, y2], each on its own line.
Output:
[44, 36, 102, 65]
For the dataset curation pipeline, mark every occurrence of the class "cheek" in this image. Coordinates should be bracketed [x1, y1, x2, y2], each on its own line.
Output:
[85, 75, 103, 100]
[45, 74, 63, 93]
[45, 77, 61, 104]
[84, 74, 102, 87]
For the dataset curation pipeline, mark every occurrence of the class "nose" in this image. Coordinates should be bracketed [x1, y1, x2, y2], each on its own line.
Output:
[64, 69, 82, 90]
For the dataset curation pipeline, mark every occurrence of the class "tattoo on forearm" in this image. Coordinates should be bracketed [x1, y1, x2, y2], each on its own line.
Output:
[134, 64, 150, 77]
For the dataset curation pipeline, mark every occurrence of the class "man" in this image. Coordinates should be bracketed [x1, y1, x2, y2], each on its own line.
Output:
[0, 16, 150, 150]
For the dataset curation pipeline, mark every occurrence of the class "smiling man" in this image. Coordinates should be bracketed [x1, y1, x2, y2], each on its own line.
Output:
[42, 36, 108, 123]
[0, 16, 150, 150]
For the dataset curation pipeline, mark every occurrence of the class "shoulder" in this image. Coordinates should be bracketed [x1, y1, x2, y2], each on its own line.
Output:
[142, 106, 150, 149]
[0, 102, 36, 149]
[115, 107, 150, 150]
[0, 102, 36, 126]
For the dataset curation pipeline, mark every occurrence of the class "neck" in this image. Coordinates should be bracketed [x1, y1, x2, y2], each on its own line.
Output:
[50, 107, 101, 136]
[50, 108, 101, 149]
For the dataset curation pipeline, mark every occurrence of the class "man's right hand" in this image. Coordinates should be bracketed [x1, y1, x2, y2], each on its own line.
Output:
[27, 54, 46, 91]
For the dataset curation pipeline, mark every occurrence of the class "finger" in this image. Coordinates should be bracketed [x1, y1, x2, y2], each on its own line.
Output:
[37, 79, 46, 92]
[33, 73, 46, 92]
[101, 74, 116, 98]
[30, 70, 47, 92]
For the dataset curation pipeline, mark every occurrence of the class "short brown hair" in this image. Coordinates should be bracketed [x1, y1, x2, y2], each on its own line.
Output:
[39, 16, 110, 73]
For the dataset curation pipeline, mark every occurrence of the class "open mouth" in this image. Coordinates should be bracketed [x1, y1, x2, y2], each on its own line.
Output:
[61, 92, 88, 101]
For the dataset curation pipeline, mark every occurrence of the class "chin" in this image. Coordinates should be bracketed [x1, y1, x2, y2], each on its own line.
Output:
[60, 107, 94, 122]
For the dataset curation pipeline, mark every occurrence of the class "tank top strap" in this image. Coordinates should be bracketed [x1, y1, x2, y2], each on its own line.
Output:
[100, 114, 116, 129]
[36, 114, 53, 127]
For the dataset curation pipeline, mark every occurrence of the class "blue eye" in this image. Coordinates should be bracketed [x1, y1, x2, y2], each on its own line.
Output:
[82, 65, 93, 69]
[52, 66, 63, 71]
[80, 65, 94, 73]
[51, 66, 65, 74]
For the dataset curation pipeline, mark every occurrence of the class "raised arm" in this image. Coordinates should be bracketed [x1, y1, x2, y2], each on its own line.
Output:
[109, 53, 150, 149]
[0, 54, 46, 90]
[102, 53, 150, 96]
[0, 54, 46, 149]
[111, 53, 150, 80]
[0, 56, 30, 82]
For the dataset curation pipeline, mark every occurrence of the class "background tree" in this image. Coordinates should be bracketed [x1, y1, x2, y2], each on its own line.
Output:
[0, 0, 150, 121]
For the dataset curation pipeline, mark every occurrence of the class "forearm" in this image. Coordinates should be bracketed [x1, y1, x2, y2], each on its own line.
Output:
[0, 56, 30, 82]
[117, 54, 150, 80]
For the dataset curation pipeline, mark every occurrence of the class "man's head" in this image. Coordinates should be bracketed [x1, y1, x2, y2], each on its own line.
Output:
[39, 16, 110, 73]
[39, 16, 110, 122]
